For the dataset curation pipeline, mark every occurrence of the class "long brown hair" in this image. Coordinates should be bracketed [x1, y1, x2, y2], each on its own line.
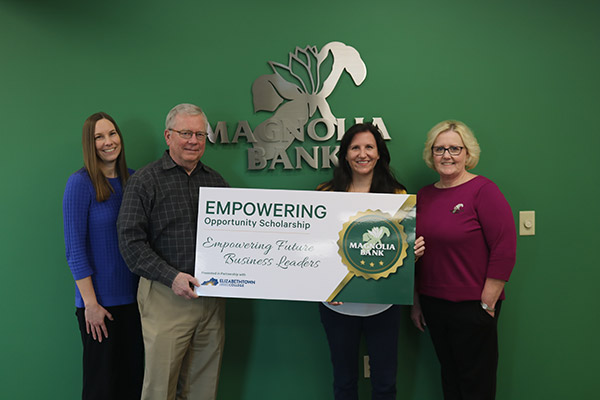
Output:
[82, 112, 130, 202]
[319, 123, 405, 193]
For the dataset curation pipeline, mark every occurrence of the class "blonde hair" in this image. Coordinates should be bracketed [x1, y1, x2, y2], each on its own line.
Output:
[422, 120, 480, 170]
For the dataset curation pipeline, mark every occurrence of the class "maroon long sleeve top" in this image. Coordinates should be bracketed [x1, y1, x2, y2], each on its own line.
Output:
[416, 176, 516, 302]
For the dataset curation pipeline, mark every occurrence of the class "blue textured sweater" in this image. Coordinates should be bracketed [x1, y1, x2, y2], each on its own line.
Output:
[63, 168, 138, 308]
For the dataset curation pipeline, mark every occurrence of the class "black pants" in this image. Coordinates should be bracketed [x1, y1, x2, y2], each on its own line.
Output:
[76, 303, 144, 400]
[420, 295, 502, 400]
[319, 304, 400, 400]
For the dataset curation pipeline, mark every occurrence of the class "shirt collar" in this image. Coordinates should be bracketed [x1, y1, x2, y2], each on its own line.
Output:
[160, 150, 207, 174]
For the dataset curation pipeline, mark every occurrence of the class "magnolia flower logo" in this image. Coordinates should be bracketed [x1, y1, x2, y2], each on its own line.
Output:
[250, 42, 367, 160]
[363, 226, 390, 247]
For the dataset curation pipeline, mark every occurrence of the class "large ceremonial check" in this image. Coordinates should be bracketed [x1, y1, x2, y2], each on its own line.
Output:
[194, 188, 416, 304]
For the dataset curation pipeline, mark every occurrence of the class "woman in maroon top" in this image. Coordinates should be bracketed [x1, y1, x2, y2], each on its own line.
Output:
[411, 120, 516, 400]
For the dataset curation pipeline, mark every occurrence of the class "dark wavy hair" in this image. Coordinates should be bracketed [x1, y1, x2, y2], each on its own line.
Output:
[82, 112, 130, 202]
[319, 123, 405, 193]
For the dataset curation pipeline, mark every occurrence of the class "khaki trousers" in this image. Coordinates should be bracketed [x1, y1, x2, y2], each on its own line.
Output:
[137, 277, 225, 400]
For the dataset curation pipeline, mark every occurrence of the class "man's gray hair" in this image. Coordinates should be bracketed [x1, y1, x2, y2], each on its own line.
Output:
[165, 103, 208, 130]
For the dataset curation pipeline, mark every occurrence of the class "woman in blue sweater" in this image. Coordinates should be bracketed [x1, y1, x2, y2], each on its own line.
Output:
[63, 112, 143, 400]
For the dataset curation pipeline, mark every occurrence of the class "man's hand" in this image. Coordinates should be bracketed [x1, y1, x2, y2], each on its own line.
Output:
[172, 272, 200, 299]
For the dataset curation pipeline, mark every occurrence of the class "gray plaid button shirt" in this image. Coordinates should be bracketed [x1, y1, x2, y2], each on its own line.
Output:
[117, 150, 229, 288]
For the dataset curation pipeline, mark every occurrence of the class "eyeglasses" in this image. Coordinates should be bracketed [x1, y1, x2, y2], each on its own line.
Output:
[169, 129, 208, 140]
[431, 146, 464, 156]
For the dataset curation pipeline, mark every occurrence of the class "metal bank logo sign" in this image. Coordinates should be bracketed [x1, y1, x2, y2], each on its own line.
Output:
[208, 41, 391, 171]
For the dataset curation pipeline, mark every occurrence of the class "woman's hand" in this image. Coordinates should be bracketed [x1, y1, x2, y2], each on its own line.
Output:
[84, 303, 114, 342]
[328, 302, 344, 306]
[410, 293, 426, 332]
[481, 278, 506, 317]
[75, 276, 113, 342]
[414, 236, 425, 261]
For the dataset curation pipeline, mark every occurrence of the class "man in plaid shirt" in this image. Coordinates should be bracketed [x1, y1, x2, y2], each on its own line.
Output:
[118, 103, 229, 400]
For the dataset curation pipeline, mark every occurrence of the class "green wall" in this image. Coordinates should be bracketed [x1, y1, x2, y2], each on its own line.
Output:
[1, 0, 599, 398]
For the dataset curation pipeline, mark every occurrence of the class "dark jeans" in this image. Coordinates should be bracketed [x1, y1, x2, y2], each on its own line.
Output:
[420, 295, 502, 400]
[319, 303, 400, 400]
[76, 303, 144, 400]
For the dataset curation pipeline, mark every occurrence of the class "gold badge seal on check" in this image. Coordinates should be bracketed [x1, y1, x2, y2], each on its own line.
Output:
[337, 210, 408, 280]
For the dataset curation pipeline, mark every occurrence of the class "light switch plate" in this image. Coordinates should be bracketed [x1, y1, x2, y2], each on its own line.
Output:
[519, 211, 535, 236]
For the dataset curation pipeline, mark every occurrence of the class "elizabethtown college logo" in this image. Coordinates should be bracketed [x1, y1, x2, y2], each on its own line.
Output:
[208, 42, 392, 171]
[201, 278, 219, 286]
[338, 210, 408, 280]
